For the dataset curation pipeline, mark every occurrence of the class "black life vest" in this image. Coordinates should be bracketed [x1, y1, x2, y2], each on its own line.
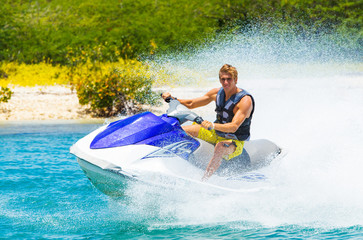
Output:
[215, 88, 255, 141]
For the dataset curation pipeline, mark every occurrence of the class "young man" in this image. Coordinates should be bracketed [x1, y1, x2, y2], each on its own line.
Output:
[162, 64, 254, 180]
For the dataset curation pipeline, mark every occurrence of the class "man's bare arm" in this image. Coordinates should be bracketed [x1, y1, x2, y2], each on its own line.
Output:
[163, 88, 219, 109]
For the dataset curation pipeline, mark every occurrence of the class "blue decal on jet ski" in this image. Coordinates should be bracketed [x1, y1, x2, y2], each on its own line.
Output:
[142, 140, 199, 160]
[90, 112, 200, 158]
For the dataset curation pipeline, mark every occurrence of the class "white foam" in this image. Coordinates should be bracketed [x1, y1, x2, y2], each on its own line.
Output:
[127, 30, 363, 228]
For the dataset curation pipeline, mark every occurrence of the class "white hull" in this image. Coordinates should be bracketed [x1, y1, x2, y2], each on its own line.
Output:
[71, 125, 285, 196]
[70, 102, 285, 197]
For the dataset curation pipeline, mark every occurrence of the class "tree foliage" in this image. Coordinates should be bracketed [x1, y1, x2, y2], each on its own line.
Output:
[70, 59, 161, 116]
[0, 0, 361, 64]
[0, 86, 13, 103]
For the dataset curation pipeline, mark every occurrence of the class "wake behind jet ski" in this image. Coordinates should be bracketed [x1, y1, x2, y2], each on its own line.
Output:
[70, 98, 284, 197]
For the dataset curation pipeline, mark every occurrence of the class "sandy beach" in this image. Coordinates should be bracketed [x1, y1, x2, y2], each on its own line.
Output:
[0, 86, 213, 122]
[0, 86, 98, 122]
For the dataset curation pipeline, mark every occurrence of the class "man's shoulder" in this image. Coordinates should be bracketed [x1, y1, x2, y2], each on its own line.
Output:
[236, 95, 253, 110]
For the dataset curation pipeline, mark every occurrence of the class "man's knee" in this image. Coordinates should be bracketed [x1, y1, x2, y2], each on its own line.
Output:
[215, 141, 236, 155]
[182, 124, 200, 137]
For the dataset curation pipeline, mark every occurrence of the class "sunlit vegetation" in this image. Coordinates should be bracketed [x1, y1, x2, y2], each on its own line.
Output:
[0, 61, 68, 87]
[0, 54, 174, 114]
[0, 86, 13, 103]
[0, 0, 361, 114]
[66, 47, 172, 116]
[1, 0, 361, 64]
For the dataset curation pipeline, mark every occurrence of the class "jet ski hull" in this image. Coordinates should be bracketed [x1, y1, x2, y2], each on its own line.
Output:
[70, 101, 285, 197]
[77, 157, 134, 197]
[73, 137, 284, 197]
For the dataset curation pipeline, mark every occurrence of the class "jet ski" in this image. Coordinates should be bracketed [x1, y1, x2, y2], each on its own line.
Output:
[70, 98, 285, 197]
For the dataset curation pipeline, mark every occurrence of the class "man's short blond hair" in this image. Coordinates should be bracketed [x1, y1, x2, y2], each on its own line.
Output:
[219, 64, 238, 80]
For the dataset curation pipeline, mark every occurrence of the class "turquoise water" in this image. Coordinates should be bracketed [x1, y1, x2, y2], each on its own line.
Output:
[1, 123, 363, 239]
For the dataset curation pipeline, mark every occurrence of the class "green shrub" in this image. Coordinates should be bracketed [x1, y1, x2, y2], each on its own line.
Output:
[0, 86, 13, 103]
[72, 59, 161, 117]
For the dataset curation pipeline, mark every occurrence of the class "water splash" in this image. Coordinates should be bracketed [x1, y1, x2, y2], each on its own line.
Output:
[151, 24, 361, 83]
[124, 25, 363, 228]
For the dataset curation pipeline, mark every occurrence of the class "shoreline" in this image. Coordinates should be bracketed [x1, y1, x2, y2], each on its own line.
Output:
[0, 119, 105, 125]
[0, 86, 96, 121]
[0, 85, 213, 123]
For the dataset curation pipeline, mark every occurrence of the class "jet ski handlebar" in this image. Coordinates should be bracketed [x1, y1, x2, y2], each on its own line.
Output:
[163, 95, 206, 127]
[164, 96, 172, 103]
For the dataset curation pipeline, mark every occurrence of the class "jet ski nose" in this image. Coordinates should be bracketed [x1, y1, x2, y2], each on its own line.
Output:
[90, 112, 174, 149]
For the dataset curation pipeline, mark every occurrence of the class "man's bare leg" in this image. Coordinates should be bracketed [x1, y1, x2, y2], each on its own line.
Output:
[182, 125, 236, 180]
[182, 124, 201, 137]
[202, 141, 236, 181]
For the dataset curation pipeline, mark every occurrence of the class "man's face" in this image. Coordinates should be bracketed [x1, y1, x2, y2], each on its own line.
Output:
[219, 72, 236, 91]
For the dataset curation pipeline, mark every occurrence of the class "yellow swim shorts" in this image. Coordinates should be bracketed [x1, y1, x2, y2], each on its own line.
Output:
[195, 124, 245, 161]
